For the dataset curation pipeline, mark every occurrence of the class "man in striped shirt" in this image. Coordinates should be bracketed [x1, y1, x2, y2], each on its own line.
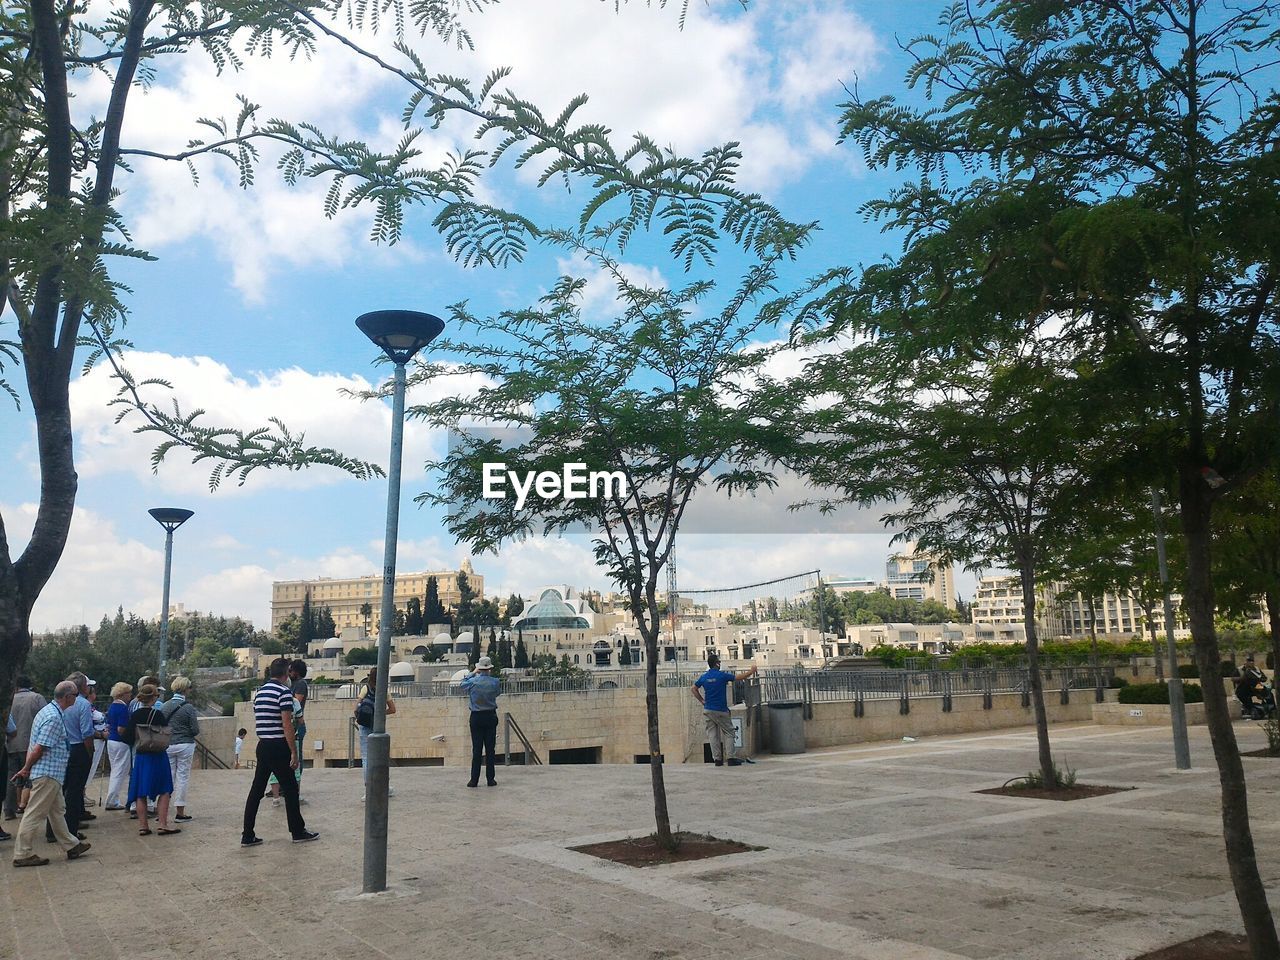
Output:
[241, 658, 318, 846]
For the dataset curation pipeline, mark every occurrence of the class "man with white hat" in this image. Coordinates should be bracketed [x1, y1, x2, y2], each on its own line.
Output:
[460, 657, 501, 788]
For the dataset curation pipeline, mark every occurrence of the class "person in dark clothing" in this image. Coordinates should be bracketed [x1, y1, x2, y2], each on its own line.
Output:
[460, 657, 500, 788]
[241, 658, 318, 847]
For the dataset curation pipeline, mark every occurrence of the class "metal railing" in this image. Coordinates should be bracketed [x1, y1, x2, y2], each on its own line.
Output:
[194, 738, 230, 770]
[757, 664, 1114, 714]
[309, 672, 704, 700]
[503, 713, 542, 766]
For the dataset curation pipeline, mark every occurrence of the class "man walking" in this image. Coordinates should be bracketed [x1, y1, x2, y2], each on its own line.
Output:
[241, 658, 318, 847]
[48, 673, 94, 841]
[10, 681, 92, 867]
[5, 677, 46, 821]
[460, 656, 500, 788]
[692, 655, 757, 766]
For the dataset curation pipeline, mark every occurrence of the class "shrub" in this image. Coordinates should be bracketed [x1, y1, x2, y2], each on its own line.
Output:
[1177, 663, 1199, 678]
[1260, 715, 1280, 753]
[1118, 681, 1204, 705]
[1010, 763, 1077, 789]
[1221, 660, 1241, 678]
[1109, 676, 1129, 689]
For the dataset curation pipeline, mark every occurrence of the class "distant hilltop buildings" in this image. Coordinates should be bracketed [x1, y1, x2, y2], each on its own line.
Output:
[825, 543, 957, 607]
[270, 558, 483, 633]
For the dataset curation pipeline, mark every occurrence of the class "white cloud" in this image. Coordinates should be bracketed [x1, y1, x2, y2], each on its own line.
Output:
[8, 503, 164, 631]
[68, 350, 490, 495]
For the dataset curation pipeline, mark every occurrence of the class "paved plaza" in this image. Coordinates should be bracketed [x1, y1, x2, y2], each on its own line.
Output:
[3, 720, 1278, 960]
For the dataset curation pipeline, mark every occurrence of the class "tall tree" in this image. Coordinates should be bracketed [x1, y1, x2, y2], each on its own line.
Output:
[415, 239, 797, 849]
[454, 571, 476, 626]
[789, 347, 1120, 788]
[513, 635, 530, 670]
[1215, 473, 1280, 683]
[404, 597, 424, 636]
[827, 3, 1280, 951]
[423, 577, 447, 627]
[315, 606, 336, 641]
[619, 640, 632, 666]
[503, 594, 525, 627]
[359, 602, 373, 636]
[0, 0, 800, 722]
[298, 591, 315, 652]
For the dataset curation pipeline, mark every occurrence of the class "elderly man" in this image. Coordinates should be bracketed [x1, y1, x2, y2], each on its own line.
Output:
[47, 673, 94, 842]
[461, 656, 501, 788]
[11, 681, 91, 867]
[4, 677, 46, 821]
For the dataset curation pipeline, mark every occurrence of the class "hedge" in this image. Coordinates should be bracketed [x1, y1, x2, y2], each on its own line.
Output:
[1118, 681, 1204, 705]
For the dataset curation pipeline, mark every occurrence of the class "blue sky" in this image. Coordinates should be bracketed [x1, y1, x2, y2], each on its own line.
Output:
[3, 0, 982, 631]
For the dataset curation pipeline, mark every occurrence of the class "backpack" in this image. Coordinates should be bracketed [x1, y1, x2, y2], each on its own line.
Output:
[355, 688, 375, 728]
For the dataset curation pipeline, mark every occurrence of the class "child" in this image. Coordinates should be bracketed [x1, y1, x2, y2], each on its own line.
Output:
[234, 728, 246, 769]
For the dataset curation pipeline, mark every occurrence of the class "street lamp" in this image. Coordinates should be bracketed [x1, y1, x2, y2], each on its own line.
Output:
[356, 309, 444, 894]
[1151, 489, 1191, 770]
[148, 507, 194, 686]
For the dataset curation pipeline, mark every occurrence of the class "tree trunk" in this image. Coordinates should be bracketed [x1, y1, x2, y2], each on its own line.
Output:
[1020, 565, 1056, 787]
[642, 623, 674, 849]
[1180, 471, 1279, 959]
[1087, 596, 1102, 703]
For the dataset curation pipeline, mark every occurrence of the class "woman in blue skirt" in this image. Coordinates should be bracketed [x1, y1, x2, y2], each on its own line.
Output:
[126, 684, 178, 836]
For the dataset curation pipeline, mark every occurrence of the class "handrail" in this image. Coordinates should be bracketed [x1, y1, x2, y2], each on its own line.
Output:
[194, 738, 230, 770]
[503, 713, 542, 766]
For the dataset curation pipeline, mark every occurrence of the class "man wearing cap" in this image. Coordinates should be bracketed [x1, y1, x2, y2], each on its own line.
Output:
[692, 654, 757, 767]
[460, 657, 501, 788]
[4, 676, 45, 821]
[11, 681, 92, 867]
[48, 673, 95, 841]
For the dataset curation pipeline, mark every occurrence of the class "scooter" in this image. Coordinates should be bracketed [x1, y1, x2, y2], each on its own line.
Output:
[1239, 680, 1276, 721]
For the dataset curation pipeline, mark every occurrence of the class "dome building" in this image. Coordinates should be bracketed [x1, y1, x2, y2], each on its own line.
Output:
[512, 587, 624, 666]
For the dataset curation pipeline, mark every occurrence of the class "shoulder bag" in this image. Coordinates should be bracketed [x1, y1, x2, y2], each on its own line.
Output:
[134, 707, 171, 754]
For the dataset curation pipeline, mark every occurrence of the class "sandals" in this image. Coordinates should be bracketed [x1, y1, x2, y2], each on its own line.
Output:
[138, 828, 152, 836]
[157, 827, 181, 836]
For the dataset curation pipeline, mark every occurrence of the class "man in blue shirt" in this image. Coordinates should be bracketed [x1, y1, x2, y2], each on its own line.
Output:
[47, 673, 95, 841]
[460, 656, 501, 788]
[11, 681, 91, 867]
[692, 655, 758, 766]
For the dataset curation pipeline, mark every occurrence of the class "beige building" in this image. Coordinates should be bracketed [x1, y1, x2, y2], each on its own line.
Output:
[271, 558, 483, 633]
[972, 574, 1187, 641]
[885, 544, 956, 606]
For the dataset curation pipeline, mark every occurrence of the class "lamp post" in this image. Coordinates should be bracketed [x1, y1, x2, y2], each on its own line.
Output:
[148, 507, 194, 685]
[356, 309, 445, 894]
[1151, 489, 1191, 770]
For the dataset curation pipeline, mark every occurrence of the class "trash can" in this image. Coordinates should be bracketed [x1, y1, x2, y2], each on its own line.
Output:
[768, 700, 806, 754]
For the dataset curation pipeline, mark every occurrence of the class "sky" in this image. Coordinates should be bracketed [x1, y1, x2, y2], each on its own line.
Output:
[3, 0, 984, 632]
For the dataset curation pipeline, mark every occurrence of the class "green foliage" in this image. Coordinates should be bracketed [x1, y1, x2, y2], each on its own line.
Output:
[1015, 763, 1077, 791]
[619, 640, 633, 666]
[420, 643, 445, 663]
[514, 636, 530, 669]
[1119, 682, 1205, 705]
[1109, 676, 1129, 689]
[532, 653, 589, 684]
[1178, 663, 1200, 679]
[423, 577, 447, 625]
[1260, 715, 1280, 755]
[345, 646, 379, 666]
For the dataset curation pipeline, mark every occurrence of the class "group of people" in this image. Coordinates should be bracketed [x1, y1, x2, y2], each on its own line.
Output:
[4, 671, 202, 867]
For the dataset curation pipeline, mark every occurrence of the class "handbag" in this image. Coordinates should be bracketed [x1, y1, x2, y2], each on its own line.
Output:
[134, 707, 171, 754]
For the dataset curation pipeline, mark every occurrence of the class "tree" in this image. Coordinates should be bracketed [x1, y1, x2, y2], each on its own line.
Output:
[404, 597, 424, 637]
[503, 594, 525, 627]
[276, 614, 301, 651]
[788, 343, 1124, 790]
[1215, 473, 1280, 685]
[0, 0, 800, 728]
[391, 607, 407, 636]
[345, 646, 378, 666]
[359, 603, 373, 636]
[619, 640, 633, 666]
[513, 635, 530, 670]
[415, 239, 797, 849]
[298, 592, 315, 652]
[420, 643, 445, 664]
[423, 577, 447, 627]
[827, 3, 1280, 950]
[315, 606, 336, 641]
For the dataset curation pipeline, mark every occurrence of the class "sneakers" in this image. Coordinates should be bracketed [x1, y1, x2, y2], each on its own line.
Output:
[13, 855, 49, 868]
[727, 758, 744, 767]
[241, 836, 264, 847]
[66, 842, 91, 860]
[104, 804, 125, 811]
[291, 831, 320, 843]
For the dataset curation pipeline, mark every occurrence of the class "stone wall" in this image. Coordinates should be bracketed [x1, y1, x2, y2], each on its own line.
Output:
[1092, 701, 1208, 726]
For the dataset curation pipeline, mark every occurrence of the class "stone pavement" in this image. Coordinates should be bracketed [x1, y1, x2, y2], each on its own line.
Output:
[2, 720, 1278, 960]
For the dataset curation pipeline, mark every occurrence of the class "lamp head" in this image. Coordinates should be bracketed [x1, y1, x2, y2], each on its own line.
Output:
[356, 310, 445, 365]
[148, 507, 194, 533]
